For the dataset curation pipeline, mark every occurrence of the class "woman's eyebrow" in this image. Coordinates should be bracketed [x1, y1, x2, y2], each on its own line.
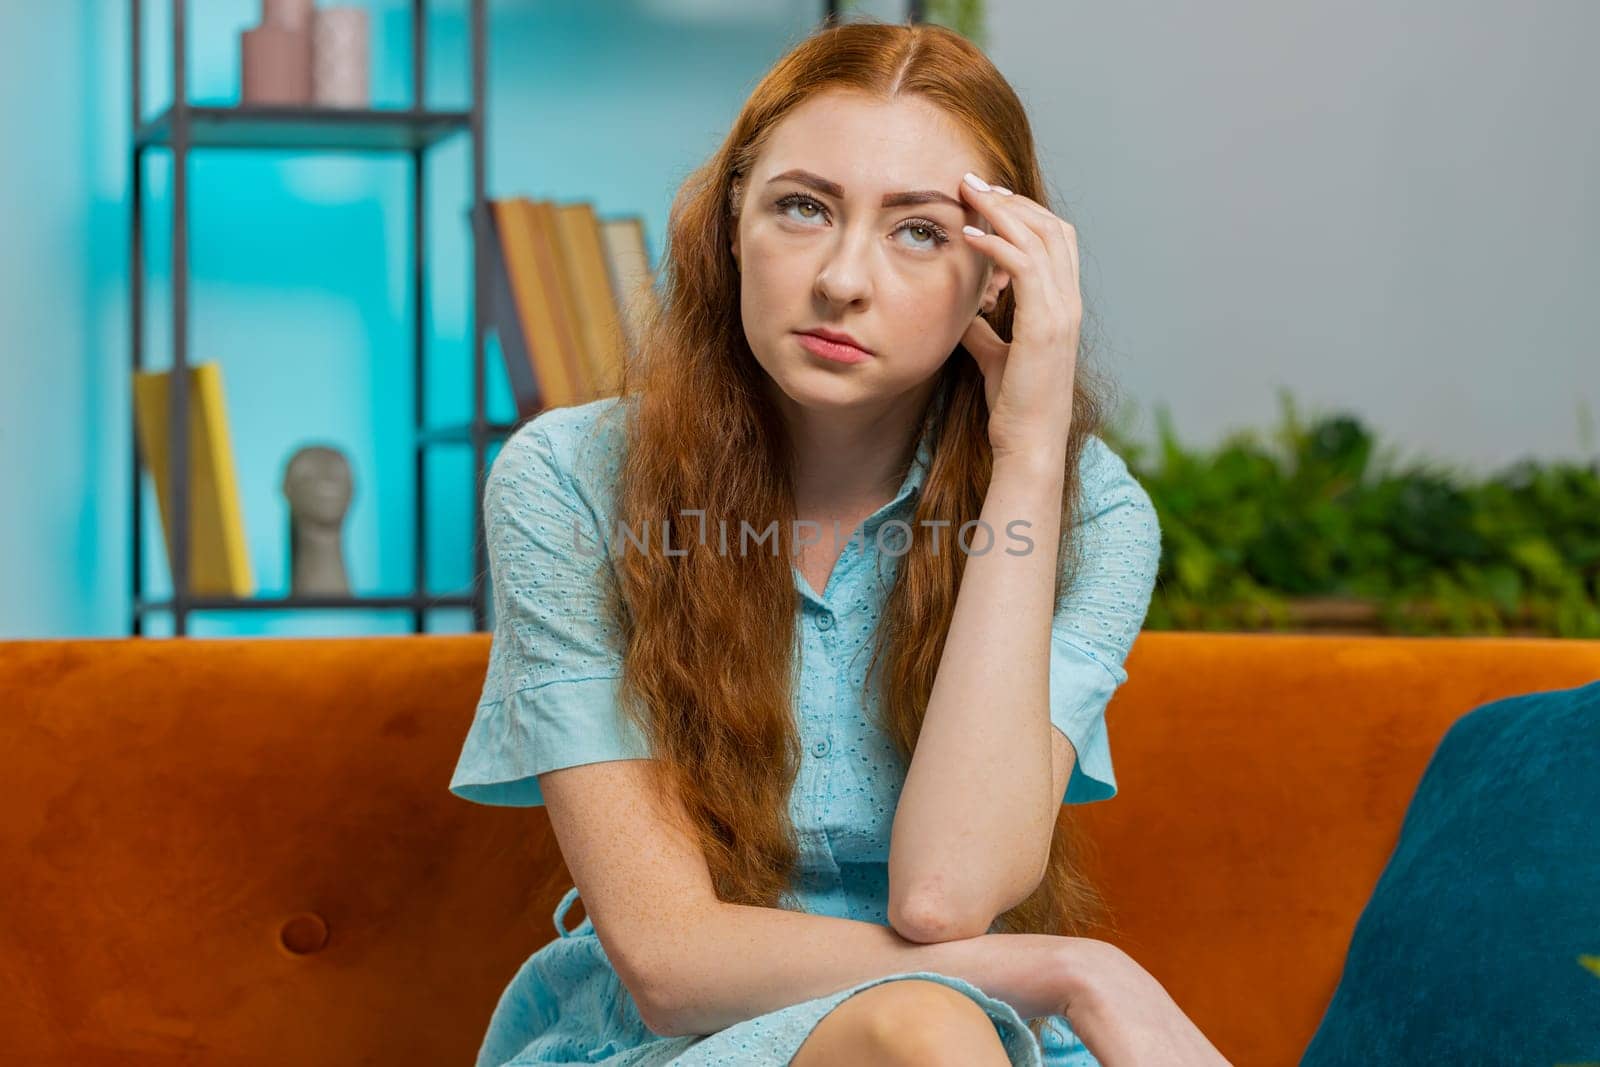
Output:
[766, 168, 965, 211]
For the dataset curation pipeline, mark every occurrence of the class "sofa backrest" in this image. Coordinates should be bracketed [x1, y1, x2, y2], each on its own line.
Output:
[1077, 631, 1600, 1066]
[2, 632, 1597, 1065]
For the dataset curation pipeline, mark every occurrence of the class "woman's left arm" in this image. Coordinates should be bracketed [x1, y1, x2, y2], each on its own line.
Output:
[888, 173, 1160, 944]
[889, 442, 1161, 943]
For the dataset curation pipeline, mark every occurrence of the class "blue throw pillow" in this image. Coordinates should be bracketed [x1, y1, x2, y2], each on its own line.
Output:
[1301, 680, 1600, 1066]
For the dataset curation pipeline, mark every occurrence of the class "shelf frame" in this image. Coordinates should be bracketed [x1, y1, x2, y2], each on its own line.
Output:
[129, 0, 497, 637]
[135, 104, 473, 152]
[129, 0, 919, 637]
[136, 593, 477, 613]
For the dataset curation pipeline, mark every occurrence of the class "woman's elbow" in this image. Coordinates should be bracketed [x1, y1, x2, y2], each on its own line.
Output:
[624, 960, 684, 1037]
[888, 890, 990, 944]
[598, 933, 679, 1036]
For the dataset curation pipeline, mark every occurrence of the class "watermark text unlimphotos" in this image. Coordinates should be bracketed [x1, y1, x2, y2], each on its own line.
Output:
[573, 512, 1038, 559]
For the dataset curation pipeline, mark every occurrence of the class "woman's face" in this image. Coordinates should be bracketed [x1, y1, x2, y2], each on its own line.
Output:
[731, 89, 1011, 414]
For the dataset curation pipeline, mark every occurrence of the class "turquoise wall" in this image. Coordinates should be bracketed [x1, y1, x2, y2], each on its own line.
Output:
[1, 0, 825, 637]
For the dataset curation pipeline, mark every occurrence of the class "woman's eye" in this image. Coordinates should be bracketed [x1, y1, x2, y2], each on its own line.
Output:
[778, 194, 826, 224]
[895, 222, 949, 249]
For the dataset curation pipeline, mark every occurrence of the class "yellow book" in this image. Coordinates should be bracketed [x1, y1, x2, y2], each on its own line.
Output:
[526, 199, 592, 404]
[552, 202, 627, 399]
[132, 362, 255, 598]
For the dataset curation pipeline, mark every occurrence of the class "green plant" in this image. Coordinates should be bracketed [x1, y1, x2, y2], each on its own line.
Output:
[836, 0, 989, 49]
[922, 0, 987, 48]
[1103, 392, 1600, 637]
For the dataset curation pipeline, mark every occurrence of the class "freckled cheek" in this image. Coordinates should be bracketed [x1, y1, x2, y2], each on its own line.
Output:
[747, 222, 799, 257]
[899, 271, 975, 326]
[743, 231, 810, 285]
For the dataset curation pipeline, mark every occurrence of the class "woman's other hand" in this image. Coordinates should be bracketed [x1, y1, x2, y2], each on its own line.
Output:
[1053, 937, 1236, 1067]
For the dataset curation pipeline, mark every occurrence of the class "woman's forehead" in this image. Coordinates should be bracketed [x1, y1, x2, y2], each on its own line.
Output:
[756, 93, 984, 181]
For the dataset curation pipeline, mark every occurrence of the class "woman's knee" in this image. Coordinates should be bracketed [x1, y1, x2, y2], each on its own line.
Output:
[795, 978, 1011, 1067]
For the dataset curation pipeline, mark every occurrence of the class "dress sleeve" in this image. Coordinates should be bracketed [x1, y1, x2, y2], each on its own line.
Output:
[449, 422, 651, 808]
[1049, 436, 1162, 805]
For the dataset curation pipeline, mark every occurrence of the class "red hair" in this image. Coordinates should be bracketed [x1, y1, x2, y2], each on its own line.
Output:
[598, 17, 1114, 1046]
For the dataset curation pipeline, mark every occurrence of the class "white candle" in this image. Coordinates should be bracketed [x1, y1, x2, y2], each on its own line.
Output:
[312, 6, 370, 109]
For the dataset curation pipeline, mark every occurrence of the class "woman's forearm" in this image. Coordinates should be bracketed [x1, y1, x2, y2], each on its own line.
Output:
[642, 899, 1075, 1038]
[888, 448, 1068, 939]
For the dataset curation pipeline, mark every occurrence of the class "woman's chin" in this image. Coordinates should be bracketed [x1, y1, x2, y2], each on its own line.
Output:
[769, 370, 875, 410]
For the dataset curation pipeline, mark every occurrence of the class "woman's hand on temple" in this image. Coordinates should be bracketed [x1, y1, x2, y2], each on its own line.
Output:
[956, 172, 1082, 465]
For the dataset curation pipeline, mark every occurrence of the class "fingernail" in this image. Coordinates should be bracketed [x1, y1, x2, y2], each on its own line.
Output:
[962, 171, 991, 192]
[962, 224, 985, 237]
[993, 186, 1014, 196]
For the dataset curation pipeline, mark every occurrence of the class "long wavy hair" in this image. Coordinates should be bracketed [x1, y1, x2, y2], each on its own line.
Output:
[592, 17, 1115, 1044]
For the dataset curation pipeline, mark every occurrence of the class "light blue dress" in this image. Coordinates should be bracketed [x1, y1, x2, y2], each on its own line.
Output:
[449, 395, 1163, 1066]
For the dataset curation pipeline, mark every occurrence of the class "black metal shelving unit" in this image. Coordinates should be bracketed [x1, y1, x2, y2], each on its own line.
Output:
[130, 0, 512, 637]
[130, 0, 929, 637]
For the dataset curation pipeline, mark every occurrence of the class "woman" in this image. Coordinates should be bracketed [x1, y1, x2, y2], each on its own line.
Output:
[450, 17, 1228, 1067]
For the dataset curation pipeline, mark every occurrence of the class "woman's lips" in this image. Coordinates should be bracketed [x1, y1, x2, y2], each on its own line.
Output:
[795, 331, 873, 364]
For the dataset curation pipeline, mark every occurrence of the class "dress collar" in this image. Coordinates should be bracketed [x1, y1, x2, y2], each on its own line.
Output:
[790, 391, 946, 609]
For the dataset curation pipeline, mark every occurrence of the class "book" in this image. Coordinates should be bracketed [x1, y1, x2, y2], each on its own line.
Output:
[516, 197, 588, 407]
[132, 362, 256, 597]
[478, 198, 657, 417]
[551, 201, 627, 399]
[598, 215, 657, 357]
[488, 198, 586, 413]
[526, 198, 594, 404]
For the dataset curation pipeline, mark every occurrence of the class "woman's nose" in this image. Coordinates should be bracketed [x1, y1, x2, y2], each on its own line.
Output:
[814, 237, 873, 305]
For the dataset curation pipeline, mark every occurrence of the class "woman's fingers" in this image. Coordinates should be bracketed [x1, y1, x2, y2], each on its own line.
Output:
[960, 225, 1070, 342]
[987, 188, 1079, 282]
[960, 223, 1029, 288]
[1012, 197, 1078, 300]
[959, 175, 1079, 307]
[959, 174, 1060, 297]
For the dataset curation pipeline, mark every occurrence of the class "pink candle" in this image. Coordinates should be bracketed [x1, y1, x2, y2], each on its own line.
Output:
[240, 23, 312, 106]
[262, 0, 313, 32]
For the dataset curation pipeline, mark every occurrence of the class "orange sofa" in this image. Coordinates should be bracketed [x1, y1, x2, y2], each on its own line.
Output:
[4, 631, 1598, 1065]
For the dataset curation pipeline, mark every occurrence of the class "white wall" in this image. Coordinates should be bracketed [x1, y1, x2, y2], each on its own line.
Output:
[990, 0, 1599, 472]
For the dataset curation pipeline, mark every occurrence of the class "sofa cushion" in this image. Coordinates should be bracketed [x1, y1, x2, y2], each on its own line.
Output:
[1300, 680, 1600, 1065]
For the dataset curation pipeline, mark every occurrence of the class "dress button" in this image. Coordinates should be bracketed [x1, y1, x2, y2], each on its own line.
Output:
[811, 738, 831, 758]
[816, 614, 834, 631]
